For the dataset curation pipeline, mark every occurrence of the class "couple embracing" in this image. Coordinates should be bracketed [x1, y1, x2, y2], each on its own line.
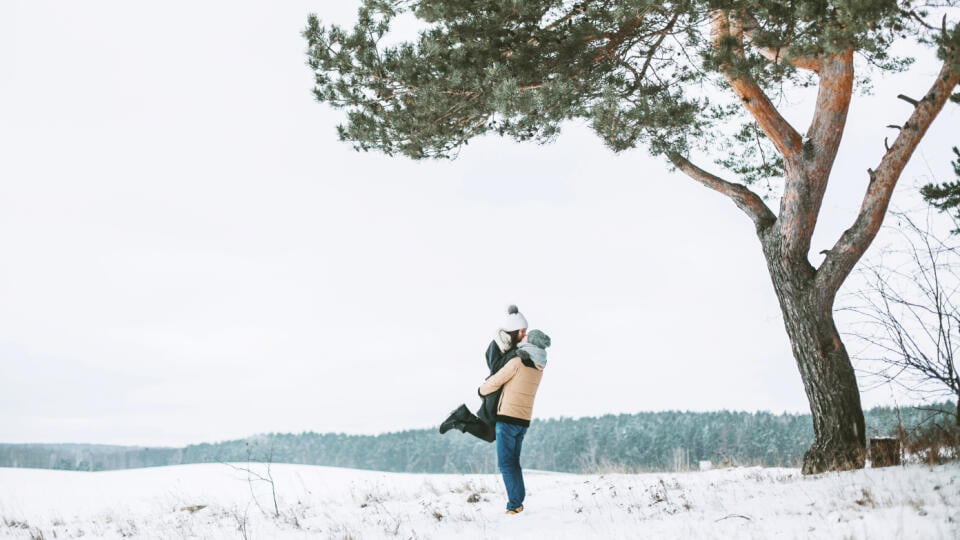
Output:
[439, 305, 551, 515]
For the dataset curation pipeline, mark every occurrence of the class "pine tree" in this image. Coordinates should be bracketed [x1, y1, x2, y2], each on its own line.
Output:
[921, 146, 960, 231]
[304, 1, 960, 474]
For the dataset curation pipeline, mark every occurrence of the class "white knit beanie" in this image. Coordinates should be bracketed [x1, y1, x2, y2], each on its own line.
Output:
[501, 304, 528, 332]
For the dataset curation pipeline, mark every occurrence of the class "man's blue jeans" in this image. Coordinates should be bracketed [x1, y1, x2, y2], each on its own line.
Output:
[496, 422, 528, 511]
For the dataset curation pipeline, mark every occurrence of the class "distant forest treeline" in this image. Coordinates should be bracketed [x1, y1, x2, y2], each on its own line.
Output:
[1, 404, 953, 474]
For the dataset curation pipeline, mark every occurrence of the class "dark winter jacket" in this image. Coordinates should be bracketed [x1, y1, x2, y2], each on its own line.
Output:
[477, 340, 519, 427]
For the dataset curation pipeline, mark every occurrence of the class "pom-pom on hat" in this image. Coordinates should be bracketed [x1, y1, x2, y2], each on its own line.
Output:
[502, 304, 528, 332]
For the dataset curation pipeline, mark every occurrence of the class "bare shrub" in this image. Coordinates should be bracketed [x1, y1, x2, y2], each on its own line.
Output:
[843, 211, 960, 426]
[901, 419, 960, 464]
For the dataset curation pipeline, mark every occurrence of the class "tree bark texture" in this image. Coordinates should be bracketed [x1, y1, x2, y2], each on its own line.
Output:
[760, 229, 865, 474]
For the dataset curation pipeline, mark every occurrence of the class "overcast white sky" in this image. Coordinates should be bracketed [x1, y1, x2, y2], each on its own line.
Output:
[1, 1, 957, 447]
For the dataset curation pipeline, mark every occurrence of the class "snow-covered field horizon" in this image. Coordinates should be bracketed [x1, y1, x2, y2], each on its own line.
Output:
[1, 462, 957, 539]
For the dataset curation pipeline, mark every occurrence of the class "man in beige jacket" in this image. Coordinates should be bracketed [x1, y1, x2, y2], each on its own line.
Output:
[478, 329, 550, 515]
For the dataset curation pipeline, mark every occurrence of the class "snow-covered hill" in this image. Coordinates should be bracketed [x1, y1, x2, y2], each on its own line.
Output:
[0, 463, 957, 539]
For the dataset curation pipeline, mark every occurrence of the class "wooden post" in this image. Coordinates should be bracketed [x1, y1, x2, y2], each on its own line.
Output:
[869, 438, 901, 467]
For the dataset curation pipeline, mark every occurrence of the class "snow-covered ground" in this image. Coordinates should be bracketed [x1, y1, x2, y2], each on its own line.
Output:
[0, 463, 957, 539]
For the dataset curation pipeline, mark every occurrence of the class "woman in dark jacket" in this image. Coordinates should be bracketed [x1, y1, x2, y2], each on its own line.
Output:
[439, 305, 528, 442]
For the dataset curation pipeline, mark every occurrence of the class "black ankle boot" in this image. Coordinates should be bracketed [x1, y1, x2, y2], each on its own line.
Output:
[451, 404, 472, 422]
[439, 414, 459, 434]
[439, 405, 473, 434]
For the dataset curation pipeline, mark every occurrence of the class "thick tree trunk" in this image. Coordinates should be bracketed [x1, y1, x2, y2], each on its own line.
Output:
[700, 12, 958, 475]
[761, 232, 866, 474]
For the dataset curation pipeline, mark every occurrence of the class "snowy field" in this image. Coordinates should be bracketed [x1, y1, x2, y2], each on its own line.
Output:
[0, 463, 957, 539]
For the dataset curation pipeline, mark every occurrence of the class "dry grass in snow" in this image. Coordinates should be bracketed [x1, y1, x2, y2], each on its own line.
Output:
[0, 463, 957, 539]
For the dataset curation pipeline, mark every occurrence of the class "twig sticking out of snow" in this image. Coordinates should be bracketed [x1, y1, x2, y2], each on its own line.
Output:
[715, 513, 752, 522]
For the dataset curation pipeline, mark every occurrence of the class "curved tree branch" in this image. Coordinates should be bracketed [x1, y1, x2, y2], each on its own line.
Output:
[740, 11, 823, 72]
[711, 11, 803, 162]
[817, 58, 960, 298]
[669, 153, 776, 232]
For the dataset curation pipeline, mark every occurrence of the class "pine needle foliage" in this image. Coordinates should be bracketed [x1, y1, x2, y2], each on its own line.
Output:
[304, 0, 930, 185]
[921, 147, 960, 232]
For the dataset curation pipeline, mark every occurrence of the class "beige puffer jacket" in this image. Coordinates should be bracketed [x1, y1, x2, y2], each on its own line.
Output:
[478, 356, 544, 426]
